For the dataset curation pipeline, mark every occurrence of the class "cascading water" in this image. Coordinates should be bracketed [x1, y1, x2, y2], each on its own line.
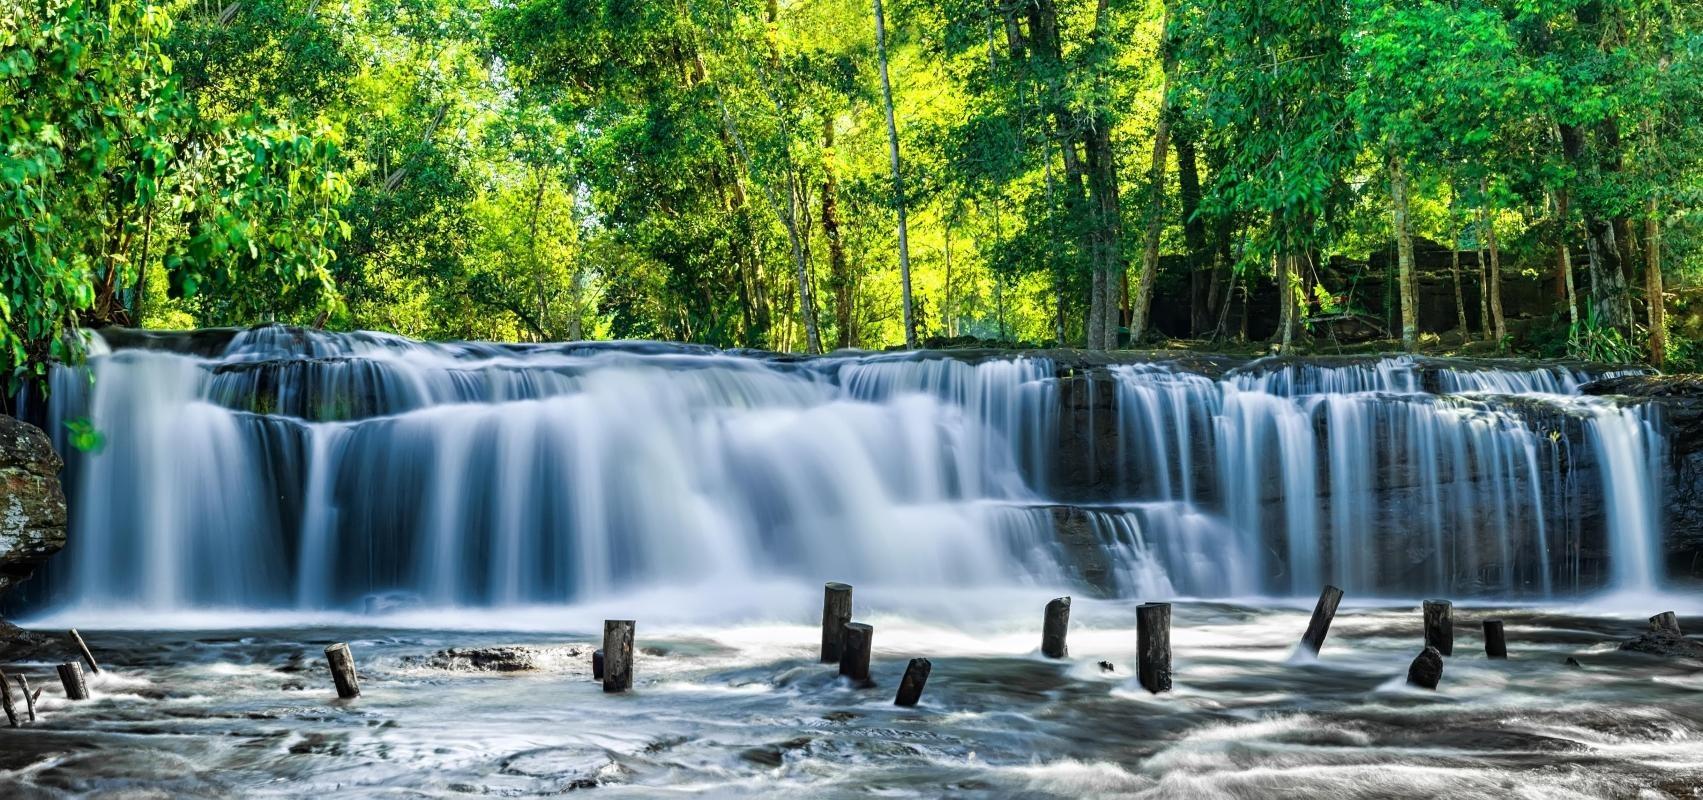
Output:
[17, 331, 1668, 612]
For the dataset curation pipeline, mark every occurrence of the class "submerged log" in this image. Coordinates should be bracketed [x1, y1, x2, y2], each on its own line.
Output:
[324, 642, 361, 699]
[602, 620, 635, 693]
[839, 622, 874, 688]
[1300, 585, 1343, 654]
[1042, 597, 1071, 659]
[821, 583, 853, 663]
[1484, 619, 1507, 659]
[592, 649, 605, 681]
[1407, 646, 1444, 689]
[1651, 611, 1682, 635]
[69, 629, 101, 674]
[1136, 602, 1172, 694]
[1422, 600, 1454, 656]
[13, 675, 36, 722]
[894, 657, 931, 707]
[57, 662, 89, 700]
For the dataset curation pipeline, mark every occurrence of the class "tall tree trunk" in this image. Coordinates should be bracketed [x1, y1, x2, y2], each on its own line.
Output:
[1480, 179, 1507, 345]
[943, 216, 954, 336]
[1085, 125, 1122, 348]
[821, 121, 853, 349]
[1646, 198, 1665, 366]
[1554, 189, 1580, 333]
[1390, 153, 1418, 350]
[1275, 250, 1300, 352]
[873, 0, 917, 349]
[1029, 0, 1096, 347]
[1129, 2, 1176, 344]
[1558, 123, 1630, 331]
[1178, 136, 1208, 336]
[1450, 226, 1467, 335]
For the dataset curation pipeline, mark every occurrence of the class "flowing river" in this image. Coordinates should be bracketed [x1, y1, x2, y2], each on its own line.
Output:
[3, 328, 1699, 797]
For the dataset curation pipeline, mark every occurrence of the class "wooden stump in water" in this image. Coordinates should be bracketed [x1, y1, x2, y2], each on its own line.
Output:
[0, 670, 18, 727]
[894, 657, 931, 707]
[1406, 646, 1444, 689]
[1651, 611, 1682, 635]
[68, 629, 101, 674]
[1042, 597, 1071, 659]
[1136, 602, 1172, 694]
[1422, 600, 1454, 656]
[1300, 585, 1343, 654]
[57, 662, 89, 701]
[839, 622, 874, 688]
[602, 620, 635, 693]
[821, 583, 853, 663]
[1483, 619, 1507, 659]
[592, 649, 605, 681]
[13, 675, 36, 722]
[324, 643, 361, 699]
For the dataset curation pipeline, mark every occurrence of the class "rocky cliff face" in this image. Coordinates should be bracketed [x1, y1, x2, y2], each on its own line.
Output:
[1, 415, 67, 597]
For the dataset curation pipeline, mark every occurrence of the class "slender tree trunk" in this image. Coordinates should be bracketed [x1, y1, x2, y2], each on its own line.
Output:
[873, 0, 917, 349]
[1480, 179, 1507, 345]
[1129, 3, 1176, 344]
[1554, 189, 1580, 333]
[1390, 153, 1418, 350]
[1275, 250, 1300, 352]
[821, 122, 853, 349]
[1646, 198, 1665, 366]
[1178, 136, 1207, 336]
[1451, 227, 1467, 336]
[943, 217, 954, 336]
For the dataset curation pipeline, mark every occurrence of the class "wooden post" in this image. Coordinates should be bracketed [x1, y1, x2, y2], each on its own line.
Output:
[68, 629, 101, 674]
[1300, 585, 1344, 654]
[1042, 596, 1071, 659]
[592, 649, 605, 681]
[839, 622, 874, 688]
[1483, 619, 1507, 659]
[1136, 602, 1172, 694]
[324, 642, 361, 699]
[894, 657, 931, 707]
[603, 620, 635, 693]
[1406, 646, 1444, 689]
[821, 582, 853, 663]
[1422, 600, 1454, 656]
[57, 662, 89, 701]
[13, 675, 36, 722]
[0, 670, 17, 727]
[1651, 611, 1682, 635]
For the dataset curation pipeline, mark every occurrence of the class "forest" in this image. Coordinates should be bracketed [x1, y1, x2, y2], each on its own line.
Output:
[3, 0, 1702, 384]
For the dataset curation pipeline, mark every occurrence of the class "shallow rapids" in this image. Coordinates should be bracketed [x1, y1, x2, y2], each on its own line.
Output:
[5, 594, 1701, 798]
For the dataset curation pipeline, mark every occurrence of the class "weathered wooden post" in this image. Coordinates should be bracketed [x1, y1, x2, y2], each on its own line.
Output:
[12, 675, 36, 722]
[592, 649, 606, 681]
[1136, 602, 1172, 694]
[0, 671, 18, 727]
[324, 643, 361, 699]
[1483, 619, 1507, 659]
[68, 629, 101, 674]
[839, 622, 874, 688]
[1422, 600, 1454, 656]
[1651, 611, 1682, 635]
[603, 620, 635, 693]
[1300, 585, 1344, 654]
[821, 582, 853, 662]
[1042, 596, 1071, 659]
[1406, 646, 1444, 689]
[894, 657, 931, 707]
[57, 662, 89, 701]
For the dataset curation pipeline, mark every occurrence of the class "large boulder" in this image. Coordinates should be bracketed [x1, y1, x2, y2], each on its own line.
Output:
[1, 415, 67, 597]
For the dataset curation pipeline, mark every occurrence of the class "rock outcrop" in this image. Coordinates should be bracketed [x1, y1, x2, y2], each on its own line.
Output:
[1, 414, 66, 597]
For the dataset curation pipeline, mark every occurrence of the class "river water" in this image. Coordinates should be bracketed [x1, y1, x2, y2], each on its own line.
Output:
[5, 594, 1702, 798]
[4, 328, 1700, 796]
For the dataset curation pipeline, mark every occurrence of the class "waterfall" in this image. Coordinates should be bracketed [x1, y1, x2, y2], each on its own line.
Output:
[18, 331, 1668, 612]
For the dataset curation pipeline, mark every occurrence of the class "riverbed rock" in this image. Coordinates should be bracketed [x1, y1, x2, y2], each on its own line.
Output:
[0, 415, 67, 599]
[1617, 630, 1703, 662]
[402, 644, 594, 672]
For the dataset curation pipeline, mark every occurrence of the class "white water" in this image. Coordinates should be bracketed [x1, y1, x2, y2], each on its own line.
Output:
[22, 332, 1668, 613]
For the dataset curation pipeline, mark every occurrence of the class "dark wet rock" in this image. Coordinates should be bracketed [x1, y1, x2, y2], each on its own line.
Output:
[739, 736, 813, 767]
[1098, 660, 1116, 673]
[402, 644, 593, 672]
[1617, 630, 1703, 662]
[1564, 657, 1583, 669]
[0, 415, 67, 599]
[499, 747, 617, 789]
[1407, 646, 1444, 689]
